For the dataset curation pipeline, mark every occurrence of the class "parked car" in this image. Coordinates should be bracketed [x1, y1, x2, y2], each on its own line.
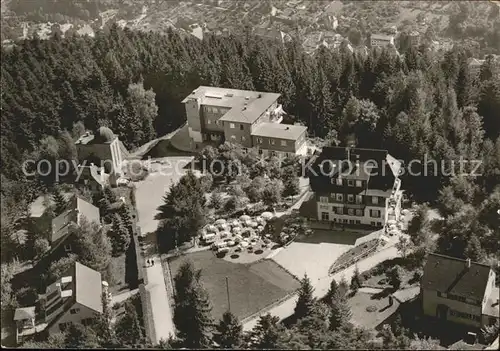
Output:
[202, 233, 216, 244]
[217, 247, 230, 254]
[212, 241, 228, 250]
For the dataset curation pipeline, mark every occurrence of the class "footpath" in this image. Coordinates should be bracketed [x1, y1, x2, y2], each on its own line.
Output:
[141, 254, 175, 344]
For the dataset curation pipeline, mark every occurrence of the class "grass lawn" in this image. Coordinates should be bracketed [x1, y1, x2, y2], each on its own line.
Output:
[104, 253, 129, 294]
[361, 256, 422, 290]
[168, 250, 300, 321]
[348, 291, 400, 330]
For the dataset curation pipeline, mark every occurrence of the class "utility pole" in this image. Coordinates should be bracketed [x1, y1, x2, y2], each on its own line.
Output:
[225, 276, 231, 312]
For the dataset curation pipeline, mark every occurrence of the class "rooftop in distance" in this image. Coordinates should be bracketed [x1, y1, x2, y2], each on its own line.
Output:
[371, 33, 394, 40]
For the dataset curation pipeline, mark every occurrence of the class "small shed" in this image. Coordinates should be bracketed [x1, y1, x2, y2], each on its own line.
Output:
[14, 306, 36, 330]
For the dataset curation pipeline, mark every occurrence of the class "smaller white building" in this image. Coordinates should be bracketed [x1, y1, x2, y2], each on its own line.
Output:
[370, 33, 395, 48]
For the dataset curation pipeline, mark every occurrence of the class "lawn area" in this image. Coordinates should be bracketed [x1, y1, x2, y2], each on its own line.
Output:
[103, 253, 129, 294]
[271, 229, 366, 282]
[348, 291, 400, 330]
[168, 250, 300, 321]
[361, 256, 422, 290]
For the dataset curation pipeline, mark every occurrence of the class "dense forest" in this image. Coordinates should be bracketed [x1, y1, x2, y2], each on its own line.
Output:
[1, 25, 499, 261]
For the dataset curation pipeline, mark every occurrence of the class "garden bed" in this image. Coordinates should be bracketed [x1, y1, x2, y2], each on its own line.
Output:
[329, 238, 379, 274]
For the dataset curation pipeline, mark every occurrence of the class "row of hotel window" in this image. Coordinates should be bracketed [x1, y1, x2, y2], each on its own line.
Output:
[437, 291, 481, 306]
[320, 207, 382, 218]
[331, 178, 364, 187]
[320, 212, 382, 225]
[223, 133, 289, 146]
[320, 194, 381, 205]
[448, 309, 481, 322]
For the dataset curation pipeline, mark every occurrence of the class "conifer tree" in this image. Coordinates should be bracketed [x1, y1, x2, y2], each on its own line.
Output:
[329, 289, 352, 331]
[325, 278, 339, 306]
[249, 313, 286, 349]
[350, 266, 363, 292]
[108, 213, 131, 256]
[173, 261, 214, 348]
[52, 185, 68, 216]
[294, 273, 316, 320]
[115, 300, 143, 347]
[214, 311, 243, 349]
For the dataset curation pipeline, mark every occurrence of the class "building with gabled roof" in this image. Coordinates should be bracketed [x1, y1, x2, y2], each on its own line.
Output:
[422, 253, 499, 328]
[50, 196, 100, 246]
[302, 146, 403, 229]
[182, 86, 308, 158]
[38, 262, 111, 335]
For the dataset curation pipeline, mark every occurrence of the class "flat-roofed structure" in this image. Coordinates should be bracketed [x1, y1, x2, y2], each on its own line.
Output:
[182, 86, 308, 157]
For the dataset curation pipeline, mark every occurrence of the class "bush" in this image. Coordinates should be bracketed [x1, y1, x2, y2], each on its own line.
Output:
[224, 196, 241, 212]
[15, 286, 38, 306]
[200, 173, 213, 192]
[210, 191, 224, 210]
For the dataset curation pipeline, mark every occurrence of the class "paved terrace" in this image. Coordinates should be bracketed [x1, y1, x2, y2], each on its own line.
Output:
[242, 243, 400, 330]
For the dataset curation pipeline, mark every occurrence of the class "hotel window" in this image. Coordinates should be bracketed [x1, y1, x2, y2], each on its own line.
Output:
[319, 204, 329, 210]
[343, 219, 348, 223]
[356, 195, 363, 204]
[321, 212, 329, 221]
[257, 138, 263, 144]
[356, 180, 362, 187]
[356, 220, 361, 224]
[259, 149, 263, 155]
[372, 196, 379, 205]
[230, 123, 235, 129]
[348, 209, 354, 216]
[377, 222, 382, 226]
[281, 140, 287, 146]
[70, 308, 80, 315]
[355, 209, 363, 216]
[64, 244, 72, 252]
[370, 221, 376, 226]
[370, 210, 381, 218]
[335, 207, 343, 215]
[336, 178, 342, 186]
[270, 139, 275, 145]
[240, 124, 244, 130]
[348, 180, 354, 187]
[349, 220, 355, 224]
[336, 194, 343, 202]
[347, 194, 354, 203]
[319, 196, 329, 203]
[213, 107, 219, 114]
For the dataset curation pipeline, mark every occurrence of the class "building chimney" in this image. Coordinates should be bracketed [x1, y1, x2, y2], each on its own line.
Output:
[466, 258, 471, 269]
